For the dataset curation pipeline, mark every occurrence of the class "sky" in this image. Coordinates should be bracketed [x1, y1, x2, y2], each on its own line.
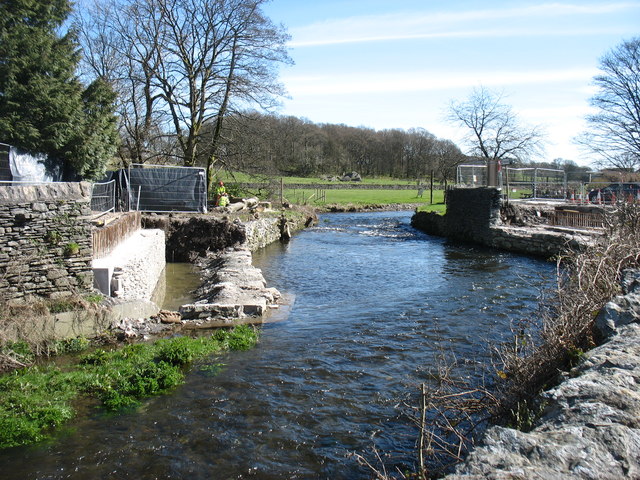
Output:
[262, 0, 640, 166]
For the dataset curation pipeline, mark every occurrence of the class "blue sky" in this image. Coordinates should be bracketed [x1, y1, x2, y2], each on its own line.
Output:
[262, 1, 640, 166]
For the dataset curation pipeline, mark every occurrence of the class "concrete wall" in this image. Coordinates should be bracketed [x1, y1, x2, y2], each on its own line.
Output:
[0, 183, 94, 302]
[92, 229, 165, 301]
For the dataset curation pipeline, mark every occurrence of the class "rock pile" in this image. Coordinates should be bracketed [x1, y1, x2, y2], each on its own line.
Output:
[178, 247, 281, 328]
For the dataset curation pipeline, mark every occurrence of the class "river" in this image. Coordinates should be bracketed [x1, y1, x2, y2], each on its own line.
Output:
[0, 211, 555, 479]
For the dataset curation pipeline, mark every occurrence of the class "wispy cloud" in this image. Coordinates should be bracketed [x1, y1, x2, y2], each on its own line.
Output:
[284, 68, 599, 96]
[290, 2, 640, 47]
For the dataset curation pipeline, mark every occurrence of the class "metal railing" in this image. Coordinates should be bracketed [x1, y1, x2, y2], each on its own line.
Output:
[549, 210, 604, 230]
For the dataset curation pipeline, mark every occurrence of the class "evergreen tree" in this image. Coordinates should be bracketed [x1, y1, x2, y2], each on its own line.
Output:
[0, 0, 118, 180]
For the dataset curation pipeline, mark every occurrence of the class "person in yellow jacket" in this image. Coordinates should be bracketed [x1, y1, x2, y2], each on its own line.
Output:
[215, 181, 227, 206]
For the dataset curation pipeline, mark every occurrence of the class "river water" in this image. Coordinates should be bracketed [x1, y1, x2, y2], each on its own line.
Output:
[0, 211, 554, 479]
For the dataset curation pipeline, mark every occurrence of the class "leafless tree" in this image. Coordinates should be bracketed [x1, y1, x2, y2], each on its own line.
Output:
[78, 0, 291, 182]
[449, 86, 545, 163]
[578, 37, 640, 170]
[432, 139, 465, 187]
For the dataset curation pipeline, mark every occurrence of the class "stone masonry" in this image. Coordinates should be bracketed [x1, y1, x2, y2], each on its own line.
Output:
[411, 187, 596, 257]
[0, 183, 94, 302]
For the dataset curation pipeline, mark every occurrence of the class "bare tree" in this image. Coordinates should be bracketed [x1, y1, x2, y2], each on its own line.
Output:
[449, 86, 545, 162]
[579, 37, 640, 170]
[78, 0, 291, 182]
[433, 139, 465, 186]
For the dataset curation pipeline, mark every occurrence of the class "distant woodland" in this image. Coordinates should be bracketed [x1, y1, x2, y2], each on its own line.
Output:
[201, 112, 467, 183]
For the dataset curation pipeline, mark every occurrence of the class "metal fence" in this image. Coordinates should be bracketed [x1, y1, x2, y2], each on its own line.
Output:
[456, 164, 487, 187]
[457, 164, 569, 201]
[123, 164, 207, 213]
[91, 180, 116, 214]
[549, 210, 604, 229]
[504, 167, 566, 200]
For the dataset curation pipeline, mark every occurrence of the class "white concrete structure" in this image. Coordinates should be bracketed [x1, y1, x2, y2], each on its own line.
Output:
[92, 229, 165, 301]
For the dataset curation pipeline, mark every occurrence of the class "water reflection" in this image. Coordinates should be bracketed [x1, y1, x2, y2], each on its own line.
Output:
[152, 262, 201, 311]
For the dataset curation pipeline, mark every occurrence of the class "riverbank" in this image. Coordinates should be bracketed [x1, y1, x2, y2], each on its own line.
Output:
[408, 188, 640, 479]
[446, 279, 640, 479]
[0, 207, 316, 449]
[0, 324, 258, 449]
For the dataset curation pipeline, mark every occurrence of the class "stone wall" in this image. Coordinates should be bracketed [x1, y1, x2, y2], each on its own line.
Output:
[143, 210, 316, 257]
[243, 212, 314, 251]
[411, 187, 502, 244]
[243, 218, 283, 251]
[411, 188, 595, 257]
[446, 273, 640, 479]
[0, 183, 94, 302]
[491, 225, 592, 258]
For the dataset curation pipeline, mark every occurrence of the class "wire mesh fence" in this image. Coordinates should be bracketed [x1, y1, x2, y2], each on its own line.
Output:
[457, 164, 569, 201]
[456, 164, 487, 187]
[91, 180, 116, 214]
[504, 167, 566, 200]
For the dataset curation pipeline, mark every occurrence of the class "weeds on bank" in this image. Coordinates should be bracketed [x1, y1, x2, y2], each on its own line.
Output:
[0, 325, 258, 449]
[496, 203, 640, 418]
[0, 294, 106, 370]
[358, 203, 640, 479]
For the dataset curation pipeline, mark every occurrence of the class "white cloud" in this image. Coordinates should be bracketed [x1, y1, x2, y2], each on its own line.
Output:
[284, 68, 599, 96]
[289, 2, 640, 47]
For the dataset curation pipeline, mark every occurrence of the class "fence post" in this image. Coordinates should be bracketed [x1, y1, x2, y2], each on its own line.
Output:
[430, 170, 434, 204]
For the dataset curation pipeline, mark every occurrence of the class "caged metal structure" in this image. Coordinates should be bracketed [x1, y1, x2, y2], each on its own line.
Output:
[457, 163, 568, 201]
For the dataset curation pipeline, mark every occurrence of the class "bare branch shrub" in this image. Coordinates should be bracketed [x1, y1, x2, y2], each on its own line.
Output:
[0, 295, 105, 372]
[361, 203, 640, 479]
[496, 202, 640, 415]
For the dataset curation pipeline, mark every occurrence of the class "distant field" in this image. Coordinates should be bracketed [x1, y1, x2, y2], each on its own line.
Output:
[285, 187, 446, 212]
[216, 172, 446, 212]
[217, 172, 431, 187]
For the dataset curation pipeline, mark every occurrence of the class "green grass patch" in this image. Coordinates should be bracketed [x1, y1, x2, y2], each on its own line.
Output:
[415, 202, 447, 214]
[217, 171, 438, 187]
[0, 325, 258, 449]
[285, 188, 445, 207]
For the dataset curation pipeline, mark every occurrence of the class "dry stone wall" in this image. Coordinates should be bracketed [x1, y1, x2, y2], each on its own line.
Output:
[0, 183, 94, 301]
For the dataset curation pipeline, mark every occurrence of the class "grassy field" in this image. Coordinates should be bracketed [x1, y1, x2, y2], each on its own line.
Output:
[217, 171, 430, 187]
[214, 172, 446, 211]
[285, 187, 446, 211]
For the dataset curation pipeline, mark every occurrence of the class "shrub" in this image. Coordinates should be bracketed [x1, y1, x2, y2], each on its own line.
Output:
[156, 337, 195, 366]
[54, 337, 90, 355]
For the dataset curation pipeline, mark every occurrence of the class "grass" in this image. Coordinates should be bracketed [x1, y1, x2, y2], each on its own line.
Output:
[0, 325, 258, 449]
[285, 187, 446, 209]
[217, 171, 431, 186]
[213, 171, 448, 212]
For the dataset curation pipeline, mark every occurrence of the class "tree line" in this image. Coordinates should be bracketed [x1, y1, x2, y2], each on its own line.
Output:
[208, 112, 467, 183]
